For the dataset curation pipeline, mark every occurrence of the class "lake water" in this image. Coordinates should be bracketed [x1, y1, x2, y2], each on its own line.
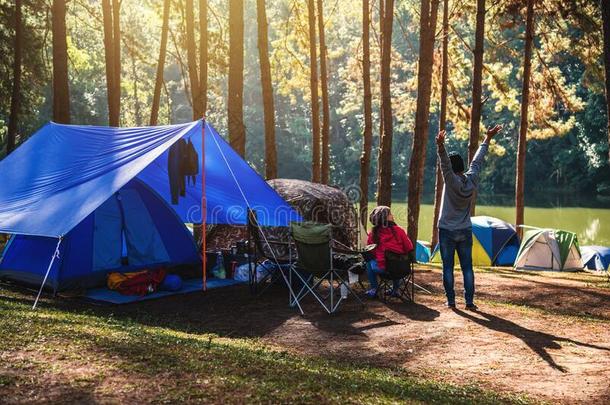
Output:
[369, 203, 610, 247]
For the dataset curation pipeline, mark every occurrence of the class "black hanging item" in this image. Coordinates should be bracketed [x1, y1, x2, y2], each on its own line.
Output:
[168, 139, 188, 204]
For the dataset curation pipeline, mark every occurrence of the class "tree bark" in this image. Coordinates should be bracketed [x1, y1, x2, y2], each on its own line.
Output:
[7, 0, 22, 155]
[406, 0, 439, 243]
[185, 0, 200, 119]
[131, 51, 141, 126]
[52, 0, 70, 124]
[601, 0, 610, 163]
[102, 0, 118, 126]
[359, 0, 373, 228]
[317, 0, 331, 184]
[228, 0, 245, 156]
[515, 0, 535, 236]
[112, 0, 121, 125]
[468, 0, 485, 214]
[150, 0, 170, 126]
[307, 0, 321, 182]
[257, 0, 277, 179]
[199, 0, 208, 117]
[431, 0, 449, 249]
[376, 0, 394, 206]
[375, 0, 385, 205]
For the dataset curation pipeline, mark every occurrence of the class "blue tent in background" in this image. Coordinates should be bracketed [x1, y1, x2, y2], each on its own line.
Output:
[581, 246, 610, 271]
[415, 241, 431, 263]
[431, 216, 520, 266]
[0, 120, 301, 292]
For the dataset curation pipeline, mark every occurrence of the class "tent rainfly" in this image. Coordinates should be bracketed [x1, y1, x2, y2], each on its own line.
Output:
[0, 120, 301, 305]
[514, 228, 583, 271]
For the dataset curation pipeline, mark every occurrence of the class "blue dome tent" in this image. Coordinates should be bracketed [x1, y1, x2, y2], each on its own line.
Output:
[430, 216, 520, 266]
[0, 120, 301, 302]
[415, 241, 431, 263]
[581, 246, 610, 271]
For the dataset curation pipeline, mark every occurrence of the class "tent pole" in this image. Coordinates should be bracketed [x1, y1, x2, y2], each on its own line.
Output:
[33, 237, 62, 310]
[202, 118, 207, 291]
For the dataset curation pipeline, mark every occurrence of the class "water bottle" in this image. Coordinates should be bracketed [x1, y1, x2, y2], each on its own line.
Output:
[215, 252, 226, 279]
[341, 284, 348, 299]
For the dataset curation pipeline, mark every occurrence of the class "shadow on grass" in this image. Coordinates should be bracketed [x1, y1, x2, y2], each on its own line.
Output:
[453, 309, 610, 373]
[0, 296, 530, 404]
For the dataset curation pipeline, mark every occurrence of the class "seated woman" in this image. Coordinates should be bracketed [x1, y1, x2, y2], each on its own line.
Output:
[366, 206, 414, 298]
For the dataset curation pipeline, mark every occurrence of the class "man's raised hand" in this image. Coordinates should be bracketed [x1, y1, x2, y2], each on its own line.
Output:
[485, 124, 503, 141]
[436, 130, 446, 147]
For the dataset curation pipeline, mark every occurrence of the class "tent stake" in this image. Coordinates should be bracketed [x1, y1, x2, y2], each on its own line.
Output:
[32, 237, 62, 310]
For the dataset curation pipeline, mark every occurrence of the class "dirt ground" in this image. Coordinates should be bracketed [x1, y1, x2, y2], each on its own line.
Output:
[4, 266, 610, 404]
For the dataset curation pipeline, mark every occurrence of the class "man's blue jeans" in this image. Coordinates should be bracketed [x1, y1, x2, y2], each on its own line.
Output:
[439, 228, 475, 306]
[366, 260, 400, 292]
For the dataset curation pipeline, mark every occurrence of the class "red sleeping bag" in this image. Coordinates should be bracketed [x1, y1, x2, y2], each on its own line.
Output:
[107, 268, 166, 296]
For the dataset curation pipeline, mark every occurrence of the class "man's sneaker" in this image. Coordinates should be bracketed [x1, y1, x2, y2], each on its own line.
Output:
[446, 302, 456, 308]
[365, 289, 378, 299]
[465, 304, 478, 311]
[385, 289, 401, 298]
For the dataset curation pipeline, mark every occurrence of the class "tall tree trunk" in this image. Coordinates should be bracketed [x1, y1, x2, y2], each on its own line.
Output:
[468, 0, 485, 214]
[112, 0, 121, 125]
[185, 0, 200, 119]
[359, 0, 373, 227]
[431, 0, 449, 249]
[150, 0, 170, 126]
[52, 0, 70, 124]
[601, 0, 610, 162]
[307, 0, 321, 182]
[131, 51, 141, 126]
[375, 0, 385, 204]
[228, 0, 245, 156]
[199, 0, 208, 117]
[376, 0, 394, 206]
[406, 0, 439, 243]
[7, 0, 22, 155]
[256, 0, 277, 179]
[515, 0, 535, 236]
[317, 0, 331, 184]
[102, 0, 118, 126]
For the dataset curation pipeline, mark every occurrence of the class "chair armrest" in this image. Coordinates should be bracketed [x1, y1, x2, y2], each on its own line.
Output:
[330, 239, 361, 255]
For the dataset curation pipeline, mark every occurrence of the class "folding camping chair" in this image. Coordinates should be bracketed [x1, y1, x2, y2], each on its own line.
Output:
[376, 251, 415, 303]
[289, 222, 364, 314]
[247, 210, 294, 296]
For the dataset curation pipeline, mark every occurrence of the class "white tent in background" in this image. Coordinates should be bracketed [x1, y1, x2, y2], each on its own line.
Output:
[514, 228, 583, 272]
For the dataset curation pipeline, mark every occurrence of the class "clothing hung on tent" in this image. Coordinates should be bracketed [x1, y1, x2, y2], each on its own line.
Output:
[168, 138, 199, 205]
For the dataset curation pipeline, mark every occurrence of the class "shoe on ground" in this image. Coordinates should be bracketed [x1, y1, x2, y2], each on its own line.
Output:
[465, 304, 478, 311]
[385, 289, 401, 298]
[365, 289, 377, 299]
[446, 302, 456, 308]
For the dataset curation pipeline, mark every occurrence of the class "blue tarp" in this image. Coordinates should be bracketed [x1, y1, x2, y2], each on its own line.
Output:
[0, 120, 301, 238]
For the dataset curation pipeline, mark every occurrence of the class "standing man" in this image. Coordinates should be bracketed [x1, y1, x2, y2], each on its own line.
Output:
[435, 124, 503, 310]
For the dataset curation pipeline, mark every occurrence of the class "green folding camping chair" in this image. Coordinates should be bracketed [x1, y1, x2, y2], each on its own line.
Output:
[289, 222, 364, 314]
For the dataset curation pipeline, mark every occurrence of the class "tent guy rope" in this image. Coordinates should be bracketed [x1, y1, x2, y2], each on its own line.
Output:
[205, 121, 304, 314]
[32, 237, 62, 310]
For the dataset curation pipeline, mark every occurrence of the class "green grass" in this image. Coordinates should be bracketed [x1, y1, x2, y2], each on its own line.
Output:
[0, 290, 535, 404]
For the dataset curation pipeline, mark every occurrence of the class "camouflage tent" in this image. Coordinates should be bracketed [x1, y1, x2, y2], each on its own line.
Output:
[206, 179, 359, 252]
